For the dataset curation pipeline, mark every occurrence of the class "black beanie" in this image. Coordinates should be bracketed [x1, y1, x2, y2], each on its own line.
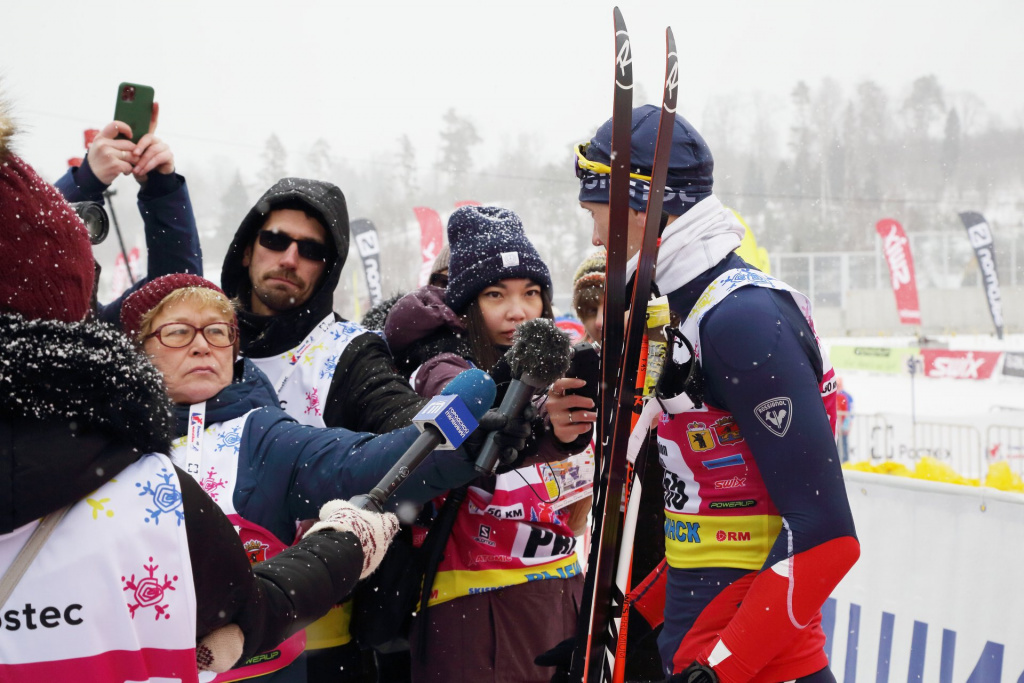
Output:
[445, 206, 552, 314]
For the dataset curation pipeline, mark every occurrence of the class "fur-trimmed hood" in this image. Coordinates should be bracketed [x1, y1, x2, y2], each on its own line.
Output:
[0, 313, 174, 531]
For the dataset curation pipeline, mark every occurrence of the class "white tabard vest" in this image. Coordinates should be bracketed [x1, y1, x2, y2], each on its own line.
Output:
[0, 453, 197, 682]
[244, 316, 369, 651]
[658, 269, 837, 570]
[169, 408, 307, 681]
[249, 315, 367, 428]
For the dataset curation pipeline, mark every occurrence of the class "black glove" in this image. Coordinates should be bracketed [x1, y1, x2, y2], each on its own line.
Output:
[534, 636, 574, 683]
[670, 662, 718, 683]
[464, 406, 535, 466]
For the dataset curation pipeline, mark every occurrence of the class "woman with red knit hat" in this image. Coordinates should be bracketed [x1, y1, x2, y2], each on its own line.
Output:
[0, 106, 400, 682]
[118, 271, 525, 681]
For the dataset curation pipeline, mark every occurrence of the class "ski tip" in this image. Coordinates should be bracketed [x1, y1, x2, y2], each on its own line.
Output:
[667, 26, 676, 52]
[613, 6, 627, 29]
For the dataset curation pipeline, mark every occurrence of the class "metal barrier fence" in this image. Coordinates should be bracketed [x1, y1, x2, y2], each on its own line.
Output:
[842, 412, 1024, 483]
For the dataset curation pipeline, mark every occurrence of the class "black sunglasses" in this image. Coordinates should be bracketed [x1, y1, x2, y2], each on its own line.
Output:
[258, 230, 331, 262]
[428, 272, 449, 288]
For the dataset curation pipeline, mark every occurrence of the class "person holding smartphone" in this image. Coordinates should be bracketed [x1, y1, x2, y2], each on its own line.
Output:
[0, 109, 401, 683]
[53, 100, 203, 328]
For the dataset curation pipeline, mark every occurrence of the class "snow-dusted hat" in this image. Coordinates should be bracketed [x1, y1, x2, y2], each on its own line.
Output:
[445, 205, 551, 314]
[576, 104, 714, 217]
[572, 249, 606, 316]
[121, 273, 228, 341]
[0, 105, 95, 323]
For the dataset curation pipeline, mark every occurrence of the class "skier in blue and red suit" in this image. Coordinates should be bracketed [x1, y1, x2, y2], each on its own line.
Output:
[574, 105, 859, 683]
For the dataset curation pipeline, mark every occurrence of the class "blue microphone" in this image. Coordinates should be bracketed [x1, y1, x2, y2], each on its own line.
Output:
[353, 369, 497, 511]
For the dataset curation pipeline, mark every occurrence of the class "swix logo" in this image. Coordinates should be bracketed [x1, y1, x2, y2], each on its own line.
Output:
[883, 225, 912, 289]
[615, 33, 632, 82]
[754, 397, 792, 437]
[715, 530, 751, 542]
[928, 352, 986, 379]
[714, 476, 746, 490]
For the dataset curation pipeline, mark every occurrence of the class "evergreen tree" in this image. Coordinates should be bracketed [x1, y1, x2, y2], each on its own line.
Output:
[259, 133, 288, 189]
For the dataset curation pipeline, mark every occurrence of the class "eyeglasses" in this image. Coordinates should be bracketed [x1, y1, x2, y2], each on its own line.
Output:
[574, 142, 652, 182]
[145, 322, 239, 348]
[428, 272, 449, 288]
[258, 230, 331, 262]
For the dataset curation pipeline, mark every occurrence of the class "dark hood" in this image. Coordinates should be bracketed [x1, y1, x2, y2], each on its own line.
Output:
[221, 177, 350, 357]
[384, 285, 472, 378]
[172, 358, 279, 435]
[0, 313, 174, 532]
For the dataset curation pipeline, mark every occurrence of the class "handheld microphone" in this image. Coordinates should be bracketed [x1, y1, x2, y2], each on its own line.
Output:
[353, 368, 496, 512]
[474, 318, 573, 475]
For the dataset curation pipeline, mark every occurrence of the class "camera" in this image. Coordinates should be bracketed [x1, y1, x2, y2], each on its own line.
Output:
[69, 201, 109, 245]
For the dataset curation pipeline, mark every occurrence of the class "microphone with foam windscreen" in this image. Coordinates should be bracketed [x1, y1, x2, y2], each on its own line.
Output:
[353, 368, 497, 512]
[474, 318, 573, 475]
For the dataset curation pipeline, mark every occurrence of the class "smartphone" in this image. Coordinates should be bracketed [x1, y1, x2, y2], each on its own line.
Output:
[113, 82, 155, 144]
[565, 341, 601, 410]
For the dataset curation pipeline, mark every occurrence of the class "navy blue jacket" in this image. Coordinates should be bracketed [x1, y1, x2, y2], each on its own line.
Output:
[665, 252, 856, 561]
[172, 359, 479, 544]
[54, 156, 203, 327]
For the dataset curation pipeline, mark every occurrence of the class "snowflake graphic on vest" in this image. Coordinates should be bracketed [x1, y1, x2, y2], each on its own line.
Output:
[136, 469, 185, 526]
[199, 467, 228, 501]
[244, 538, 270, 564]
[319, 353, 339, 380]
[122, 556, 178, 620]
[305, 387, 322, 416]
[215, 425, 242, 453]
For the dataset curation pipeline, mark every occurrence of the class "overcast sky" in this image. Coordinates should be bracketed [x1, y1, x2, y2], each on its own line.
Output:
[3, 0, 1021, 183]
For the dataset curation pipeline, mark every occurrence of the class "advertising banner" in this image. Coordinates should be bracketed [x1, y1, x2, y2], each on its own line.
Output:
[413, 206, 444, 287]
[959, 211, 1004, 340]
[828, 472, 1024, 681]
[875, 219, 921, 325]
[828, 345, 919, 375]
[920, 349, 1002, 380]
[1001, 351, 1024, 379]
[350, 218, 383, 307]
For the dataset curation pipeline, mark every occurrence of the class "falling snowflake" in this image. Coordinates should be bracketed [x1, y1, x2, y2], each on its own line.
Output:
[136, 469, 184, 526]
[122, 556, 177, 620]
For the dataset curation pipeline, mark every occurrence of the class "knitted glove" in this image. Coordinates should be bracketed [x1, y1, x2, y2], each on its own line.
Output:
[196, 623, 244, 673]
[304, 500, 400, 579]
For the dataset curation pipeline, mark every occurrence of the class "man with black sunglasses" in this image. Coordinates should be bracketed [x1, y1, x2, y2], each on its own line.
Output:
[220, 177, 429, 681]
[221, 178, 425, 435]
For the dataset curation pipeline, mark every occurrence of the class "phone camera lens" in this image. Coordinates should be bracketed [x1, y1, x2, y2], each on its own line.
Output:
[121, 86, 136, 102]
